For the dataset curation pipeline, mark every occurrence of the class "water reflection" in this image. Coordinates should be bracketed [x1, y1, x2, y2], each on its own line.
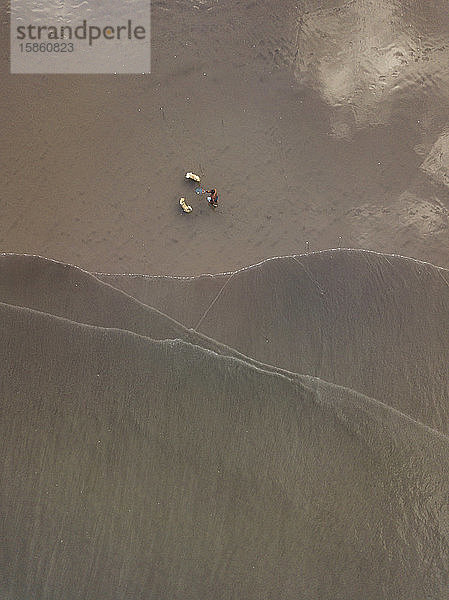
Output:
[295, 0, 449, 134]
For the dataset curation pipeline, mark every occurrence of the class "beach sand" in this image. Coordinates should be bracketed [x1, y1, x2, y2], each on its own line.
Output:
[1, 0, 449, 274]
[1, 0, 449, 597]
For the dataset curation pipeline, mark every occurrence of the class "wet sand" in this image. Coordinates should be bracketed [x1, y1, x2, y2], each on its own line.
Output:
[1, 0, 449, 274]
[1, 0, 449, 598]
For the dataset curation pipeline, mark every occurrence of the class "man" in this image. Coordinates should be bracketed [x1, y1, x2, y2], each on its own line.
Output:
[206, 188, 219, 207]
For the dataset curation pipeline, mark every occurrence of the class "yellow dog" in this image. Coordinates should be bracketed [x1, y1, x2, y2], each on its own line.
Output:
[180, 197, 192, 213]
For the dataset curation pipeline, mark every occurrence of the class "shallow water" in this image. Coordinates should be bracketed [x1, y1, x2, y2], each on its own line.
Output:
[1, 253, 448, 598]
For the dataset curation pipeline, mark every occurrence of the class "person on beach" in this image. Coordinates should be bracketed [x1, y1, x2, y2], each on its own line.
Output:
[206, 188, 219, 207]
